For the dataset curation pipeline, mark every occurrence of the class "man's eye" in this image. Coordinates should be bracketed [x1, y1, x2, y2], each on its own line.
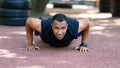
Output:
[62, 27, 66, 29]
[54, 27, 59, 29]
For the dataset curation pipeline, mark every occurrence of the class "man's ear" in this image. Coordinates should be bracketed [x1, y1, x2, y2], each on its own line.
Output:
[51, 23, 53, 27]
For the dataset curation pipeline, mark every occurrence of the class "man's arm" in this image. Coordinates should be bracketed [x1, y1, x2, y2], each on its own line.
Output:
[75, 19, 90, 52]
[26, 18, 41, 51]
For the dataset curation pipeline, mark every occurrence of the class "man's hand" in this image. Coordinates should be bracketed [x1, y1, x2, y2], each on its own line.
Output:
[26, 45, 40, 51]
[75, 46, 89, 52]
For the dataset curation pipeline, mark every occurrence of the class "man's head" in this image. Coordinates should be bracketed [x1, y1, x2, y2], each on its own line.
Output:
[51, 14, 68, 40]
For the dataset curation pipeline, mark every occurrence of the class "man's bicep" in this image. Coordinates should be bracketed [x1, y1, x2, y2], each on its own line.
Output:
[35, 19, 42, 33]
[28, 18, 42, 33]
[77, 19, 83, 33]
[77, 19, 89, 33]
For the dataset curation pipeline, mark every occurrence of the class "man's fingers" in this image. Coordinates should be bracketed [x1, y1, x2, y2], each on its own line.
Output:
[25, 45, 40, 51]
[75, 47, 80, 50]
[84, 48, 89, 52]
[79, 47, 89, 52]
[26, 47, 29, 51]
[80, 47, 83, 52]
[31, 48, 35, 51]
[35, 46, 40, 49]
[86, 48, 89, 52]
[26, 47, 36, 51]
[84, 48, 87, 52]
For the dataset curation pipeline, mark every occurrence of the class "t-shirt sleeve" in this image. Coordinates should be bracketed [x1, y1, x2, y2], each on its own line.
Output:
[40, 17, 53, 42]
[67, 18, 79, 39]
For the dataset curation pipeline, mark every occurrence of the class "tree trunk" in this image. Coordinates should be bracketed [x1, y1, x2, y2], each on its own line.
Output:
[31, 0, 50, 13]
[111, 0, 120, 17]
[99, 0, 111, 12]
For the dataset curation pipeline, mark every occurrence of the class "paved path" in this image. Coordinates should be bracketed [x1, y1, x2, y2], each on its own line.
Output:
[0, 6, 120, 68]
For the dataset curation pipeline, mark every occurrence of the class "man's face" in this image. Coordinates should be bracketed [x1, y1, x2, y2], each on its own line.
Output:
[51, 20, 68, 40]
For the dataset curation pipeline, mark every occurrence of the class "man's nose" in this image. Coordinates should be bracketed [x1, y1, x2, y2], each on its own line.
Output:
[58, 29, 62, 34]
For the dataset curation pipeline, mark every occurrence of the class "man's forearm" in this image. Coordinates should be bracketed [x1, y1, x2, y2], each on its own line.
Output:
[81, 25, 89, 44]
[26, 25, 33, 46]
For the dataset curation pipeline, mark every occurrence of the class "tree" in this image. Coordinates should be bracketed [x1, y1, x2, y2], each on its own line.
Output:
[111, 0, 120, 17]
[99, 0, 111, 12]
[31, 0, 50, 17]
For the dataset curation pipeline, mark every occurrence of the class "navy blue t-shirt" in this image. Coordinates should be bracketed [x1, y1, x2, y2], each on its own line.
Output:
[40, 17, 81, 47]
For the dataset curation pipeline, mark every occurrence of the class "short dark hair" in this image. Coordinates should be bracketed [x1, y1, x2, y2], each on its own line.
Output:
[52, 14, 67, 22]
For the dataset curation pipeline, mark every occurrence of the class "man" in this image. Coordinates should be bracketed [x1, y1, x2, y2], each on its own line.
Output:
[26, 14, 90, 52]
